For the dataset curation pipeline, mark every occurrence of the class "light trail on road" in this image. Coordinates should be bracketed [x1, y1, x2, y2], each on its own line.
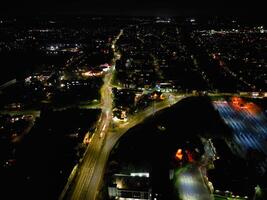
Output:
[60, 29, 123, 200]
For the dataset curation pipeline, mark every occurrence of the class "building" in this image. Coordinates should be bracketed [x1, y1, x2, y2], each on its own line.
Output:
[108, 173, 152, 200]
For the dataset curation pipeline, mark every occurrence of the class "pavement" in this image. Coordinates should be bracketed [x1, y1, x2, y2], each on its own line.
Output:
[175, 164, 214, 200]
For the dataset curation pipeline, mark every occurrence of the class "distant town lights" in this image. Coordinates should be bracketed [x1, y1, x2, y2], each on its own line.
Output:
[49, 45, 59, 51]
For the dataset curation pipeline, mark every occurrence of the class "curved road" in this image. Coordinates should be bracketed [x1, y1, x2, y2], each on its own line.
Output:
[64, 95, 185, 200]
[61, 29, 186, 200]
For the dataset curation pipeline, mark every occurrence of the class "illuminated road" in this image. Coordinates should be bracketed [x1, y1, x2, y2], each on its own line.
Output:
[89, 96, 186, 197]
[63, 92, 185, 200]
[60, 30, 123, 200]
[0, 78, 16, 90]
[61, 43, 186, 200]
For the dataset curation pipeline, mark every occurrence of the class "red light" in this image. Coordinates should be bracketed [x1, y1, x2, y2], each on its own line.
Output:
[185, 150, 194, 163]
[231, 97, 244, 109]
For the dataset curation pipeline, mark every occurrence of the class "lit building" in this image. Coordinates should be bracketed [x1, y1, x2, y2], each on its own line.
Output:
[108, 173, 152, 200]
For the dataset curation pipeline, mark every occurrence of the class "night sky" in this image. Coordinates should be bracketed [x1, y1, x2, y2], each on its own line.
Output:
[0, 0, 266, 17]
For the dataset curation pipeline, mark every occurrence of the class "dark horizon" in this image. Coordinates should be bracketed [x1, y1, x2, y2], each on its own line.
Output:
[1, 0, 267, 18]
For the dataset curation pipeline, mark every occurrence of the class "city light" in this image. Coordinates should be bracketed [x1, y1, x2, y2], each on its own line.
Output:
[82, 70, 103, 77]
[1, 15, 266, 200]
[175, 149, 183, 160]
